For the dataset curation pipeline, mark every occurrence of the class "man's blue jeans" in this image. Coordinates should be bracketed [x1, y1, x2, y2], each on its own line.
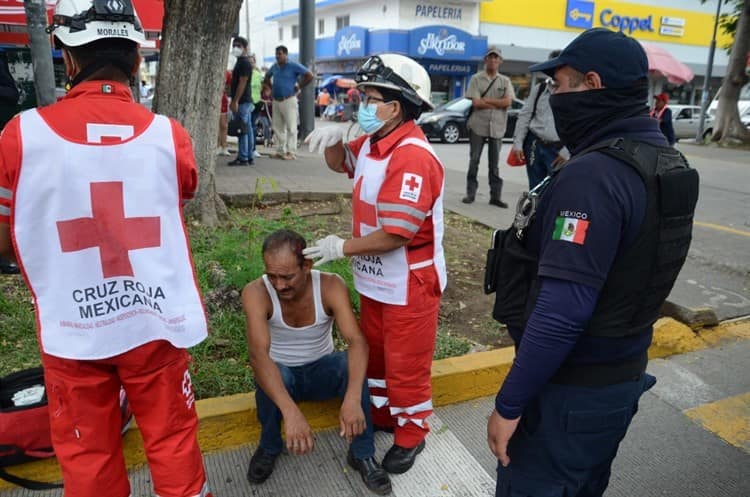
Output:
[255, 352, 375, 459]
[236, 102, 254, 161]
[523, 132, 561, 191]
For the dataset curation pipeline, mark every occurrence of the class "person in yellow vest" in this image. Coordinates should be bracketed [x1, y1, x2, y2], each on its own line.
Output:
[0, 1, 212, 496]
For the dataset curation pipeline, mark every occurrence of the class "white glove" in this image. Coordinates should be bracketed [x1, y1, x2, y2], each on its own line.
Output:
[304, 126, 345, 154]
[302, 235, 346, 266]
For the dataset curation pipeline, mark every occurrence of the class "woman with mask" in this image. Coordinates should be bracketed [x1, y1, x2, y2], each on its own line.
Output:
[303, 54, 446, 475]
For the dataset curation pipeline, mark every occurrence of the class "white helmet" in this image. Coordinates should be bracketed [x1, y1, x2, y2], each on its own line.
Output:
[356, 54, 433, 112]
[48, 0, 154, 48]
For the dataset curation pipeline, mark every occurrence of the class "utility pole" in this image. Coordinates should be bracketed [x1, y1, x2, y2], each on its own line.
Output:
[24, 0, 56, 107]
[299, 0, 315, 140]
[696, 0, 722, 143]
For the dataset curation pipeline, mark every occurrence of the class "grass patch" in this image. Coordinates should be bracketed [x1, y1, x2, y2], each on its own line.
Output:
[0, 204, 478, 399]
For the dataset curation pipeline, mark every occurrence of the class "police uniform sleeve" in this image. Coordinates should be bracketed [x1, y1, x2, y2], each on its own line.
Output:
[169, 119, 198, 203]
[376, 145, 438, 240]
[536, 155, 646, 289]
[0, 115, 21, 224]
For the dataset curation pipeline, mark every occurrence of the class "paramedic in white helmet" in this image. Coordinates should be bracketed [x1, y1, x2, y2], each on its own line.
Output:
[304, 54, 447, 474]
[0, 1, 213, 496]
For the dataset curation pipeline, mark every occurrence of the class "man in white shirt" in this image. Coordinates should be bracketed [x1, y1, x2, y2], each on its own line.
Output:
[241, 229, 391, 495]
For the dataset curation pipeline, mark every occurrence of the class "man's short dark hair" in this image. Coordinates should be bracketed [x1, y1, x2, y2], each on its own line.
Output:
[275, 45, 289, 55]
[262, 229, 307, 267]
[233, 37, 248, 48]
[66, 38, 138, 82]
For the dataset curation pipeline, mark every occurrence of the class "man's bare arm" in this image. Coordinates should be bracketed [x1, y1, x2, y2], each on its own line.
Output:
[242, 282, 314, 454]
[299, 71, 314, 88]
[323, 273, 368, 441]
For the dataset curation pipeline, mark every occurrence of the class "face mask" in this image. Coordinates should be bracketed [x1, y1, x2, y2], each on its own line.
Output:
[548, 86, 648, 151]
[231, 47, 243, 58]
[358, 102, 386, 134]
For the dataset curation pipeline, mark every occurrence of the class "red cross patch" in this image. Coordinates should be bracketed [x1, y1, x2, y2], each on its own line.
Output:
[56, 182, 161, 278]
[399, 173, 423, 203]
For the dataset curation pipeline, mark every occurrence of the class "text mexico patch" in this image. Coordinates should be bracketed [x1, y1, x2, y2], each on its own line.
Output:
[552, 216, 589, 245]
[399, 173, 423, 203]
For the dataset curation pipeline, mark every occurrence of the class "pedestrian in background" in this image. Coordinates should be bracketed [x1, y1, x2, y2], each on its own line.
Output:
[511, 50, 569, 191]
[463, 46, 515, 208]
[229, 36, 255, 166]
[650, 92, 675, 146]
[487, 28, 698, 497]
[218, 69, 231, 156]
[263, 45, 313, 160]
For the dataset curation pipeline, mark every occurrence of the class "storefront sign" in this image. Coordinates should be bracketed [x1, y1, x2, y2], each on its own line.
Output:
[411, 26, 470, 58]
[425, 62, 474, 74]
[415, 4, 462, 20]
[481, 0, 731, 47]
[334, 26, 367, 58]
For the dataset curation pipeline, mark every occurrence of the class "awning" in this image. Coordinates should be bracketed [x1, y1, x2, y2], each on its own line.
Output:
[0, 0, 163, 48]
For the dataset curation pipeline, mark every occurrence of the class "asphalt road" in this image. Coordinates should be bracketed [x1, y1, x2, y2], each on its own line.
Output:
[427, 139, 750, 321]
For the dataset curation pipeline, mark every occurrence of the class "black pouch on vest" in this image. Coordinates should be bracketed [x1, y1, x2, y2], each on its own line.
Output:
[488, 228, 538, 330]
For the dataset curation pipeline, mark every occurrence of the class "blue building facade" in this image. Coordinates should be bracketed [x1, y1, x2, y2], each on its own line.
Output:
[315, 25, 487, 105]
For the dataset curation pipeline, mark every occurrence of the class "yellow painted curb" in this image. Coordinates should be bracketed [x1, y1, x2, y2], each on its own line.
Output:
[2, 316, 747, 490]
[685, 392, 750, 453]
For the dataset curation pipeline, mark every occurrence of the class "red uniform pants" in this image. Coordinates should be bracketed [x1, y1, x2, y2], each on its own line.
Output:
[360, 266, 441, 448]
[41, 340, 210, 497]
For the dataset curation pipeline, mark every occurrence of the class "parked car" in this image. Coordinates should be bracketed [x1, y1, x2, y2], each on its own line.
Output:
[417, 97, 524, 143]
[671, 104, 714, 141]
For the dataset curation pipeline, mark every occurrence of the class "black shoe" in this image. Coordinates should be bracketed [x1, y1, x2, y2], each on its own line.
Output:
[228, 158, 250, 166]
[382, 440, 426, 474]
[0, 257, 19, 274]
[461, 196, 475, 204]
[247, 447, 279, 484]
[489, 198, 509, 208]
[347, 449, 392, 495]
[247, 159, 255, 165]
[373, 424, 394, 433]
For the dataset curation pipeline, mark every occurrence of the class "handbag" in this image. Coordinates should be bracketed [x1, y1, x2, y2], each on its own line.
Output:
[227, 113, 248, 137]
[0, 368, 133, 490]
[506, 149, 526, 167]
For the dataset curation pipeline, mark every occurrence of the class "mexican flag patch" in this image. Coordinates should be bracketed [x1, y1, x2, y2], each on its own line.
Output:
[552, 216, 589, 245]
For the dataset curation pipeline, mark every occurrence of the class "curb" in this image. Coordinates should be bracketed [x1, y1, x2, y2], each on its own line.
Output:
[2, 316, 748, 490]
[220, 191, 351, 208]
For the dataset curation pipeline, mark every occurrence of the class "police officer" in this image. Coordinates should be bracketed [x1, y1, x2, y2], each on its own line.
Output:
[0, 1, 212, 496]
[304, 54, 447, 474]
[486, 28, 699, 497]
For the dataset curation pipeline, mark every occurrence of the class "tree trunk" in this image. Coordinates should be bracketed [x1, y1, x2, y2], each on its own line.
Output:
[153, 0, 242, 226]
[713, 0, 750, 145]
[24, 0, 56, 107]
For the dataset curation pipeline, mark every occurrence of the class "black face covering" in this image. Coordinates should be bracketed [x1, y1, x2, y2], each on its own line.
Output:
[548, 84, 649, 151]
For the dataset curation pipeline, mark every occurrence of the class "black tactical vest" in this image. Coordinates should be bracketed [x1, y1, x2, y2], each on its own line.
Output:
[489, 137, 699, 338]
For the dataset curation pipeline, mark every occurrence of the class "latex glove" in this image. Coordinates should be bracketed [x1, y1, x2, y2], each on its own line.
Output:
[304, 126, 344, 154]
[302, 235, 345, 266]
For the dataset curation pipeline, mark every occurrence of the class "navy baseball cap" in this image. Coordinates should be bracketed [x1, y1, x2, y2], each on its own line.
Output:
[529, 28, 648, 88]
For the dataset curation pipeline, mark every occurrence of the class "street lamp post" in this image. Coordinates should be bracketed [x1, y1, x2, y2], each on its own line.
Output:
[696, 0, 723, 143]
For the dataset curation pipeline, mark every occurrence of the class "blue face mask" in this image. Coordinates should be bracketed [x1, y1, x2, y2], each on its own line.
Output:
[357, 103, 386, 134]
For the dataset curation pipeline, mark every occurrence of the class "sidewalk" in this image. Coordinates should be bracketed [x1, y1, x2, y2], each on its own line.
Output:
[3, 336, 748, 497]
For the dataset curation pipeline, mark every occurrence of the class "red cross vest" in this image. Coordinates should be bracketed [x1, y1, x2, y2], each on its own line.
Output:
[12, 110, 208, 360]
[351, 137, 447, 305]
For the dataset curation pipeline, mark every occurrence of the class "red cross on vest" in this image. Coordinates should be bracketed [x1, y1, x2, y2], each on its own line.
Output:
[405, 175, 420, 191]
[56, 182, 161, 278]
[353, 176, 377, 238]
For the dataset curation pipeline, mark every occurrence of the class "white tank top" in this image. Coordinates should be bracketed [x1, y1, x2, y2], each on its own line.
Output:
[262, 270, 334, 367]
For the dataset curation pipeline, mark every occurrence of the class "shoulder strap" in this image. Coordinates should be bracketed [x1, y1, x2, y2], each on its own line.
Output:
[529, 81, 546, 122]
[480, 76, 499, 98]
[0, 447, 62, 490]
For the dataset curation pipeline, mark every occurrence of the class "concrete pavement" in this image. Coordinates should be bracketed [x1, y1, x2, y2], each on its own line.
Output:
[3, 333, 748, 497]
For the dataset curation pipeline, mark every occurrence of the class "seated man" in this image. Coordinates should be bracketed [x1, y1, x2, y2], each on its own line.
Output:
[241, 229, 392, 495]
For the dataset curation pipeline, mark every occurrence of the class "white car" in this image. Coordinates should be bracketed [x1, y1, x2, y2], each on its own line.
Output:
[670, 105, 714, 141]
